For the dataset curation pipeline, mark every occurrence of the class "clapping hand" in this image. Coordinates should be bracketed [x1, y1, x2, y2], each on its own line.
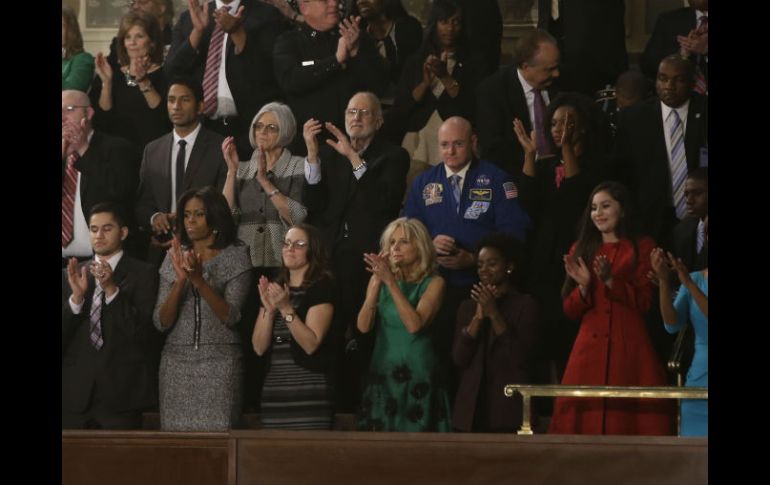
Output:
[188, 0, 211, 32]
[214, 4, 245, 34]
[66, 257, 89, 304]
[94, 52, 113, 83]
[512, 118, 536, 157]
[324, 122, 355, 158]
[364, 251, 395, 284]
[339, 16, 362, 57]
[303, 118, 323, 159]
[592, 254, 613, 286]
[257, 275, 275, 313]
[470, 282, 499, 318]
[563, 254, 591, 287]
[266, 282, 290, 310]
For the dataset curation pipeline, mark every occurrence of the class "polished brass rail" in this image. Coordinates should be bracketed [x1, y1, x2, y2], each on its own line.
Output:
[503, 384, 708, 435]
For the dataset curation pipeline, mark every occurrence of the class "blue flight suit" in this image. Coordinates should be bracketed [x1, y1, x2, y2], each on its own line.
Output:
[403, 158, 531, 287]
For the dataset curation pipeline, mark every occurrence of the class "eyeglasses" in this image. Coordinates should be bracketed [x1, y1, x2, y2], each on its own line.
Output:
[62, 105, 89, 113]
[345, 108, 372, 118]
[253, 122, 280, 134]
[282, 239, 308, 250]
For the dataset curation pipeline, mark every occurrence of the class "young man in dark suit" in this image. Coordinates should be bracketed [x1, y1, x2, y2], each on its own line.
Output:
[62, 203, 159, 429]
[134, 78, 228, 266]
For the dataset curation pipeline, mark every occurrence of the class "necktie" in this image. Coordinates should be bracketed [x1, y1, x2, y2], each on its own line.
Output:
[175, 139, 187, 205]
[202, 24, 225, 117]
[696, 219, 705, 253]
[90, 284, 105, 350]
[449, 174, 461, 213]
[62, 152, 80, 247]
[668, 109, 688, 220]
[382, 35, 397, 70]
[533, 89, 555, 159]
[693, 16, 708, 95]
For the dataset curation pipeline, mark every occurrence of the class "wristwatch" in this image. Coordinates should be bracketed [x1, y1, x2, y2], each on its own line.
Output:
[284, 312, 295, 323]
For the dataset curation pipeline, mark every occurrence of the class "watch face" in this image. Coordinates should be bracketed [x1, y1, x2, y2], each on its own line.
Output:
[284, 313, 294, 323]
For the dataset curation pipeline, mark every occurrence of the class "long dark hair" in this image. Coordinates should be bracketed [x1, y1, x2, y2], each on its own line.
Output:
[543, 92, 612, 172]
[176, 186, 238, 250]
[561, 181, 641, 298]
[417, 0, 468, 59]
[276, 223, 332, 288]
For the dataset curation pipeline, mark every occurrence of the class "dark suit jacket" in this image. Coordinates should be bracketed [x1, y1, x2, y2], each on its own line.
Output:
[452, 291, 539, 432]
[135, 125, 228, 232]
[538, 0, 628, 95]
[475, 66, 557, 179]
[273, 23, 388, 154]
[304, 135, 409, 255]
[165, 0, 286, 149]
[640, 7, 706, 81]
[62, 255, 159, 415]
[611, 95, 708, 247]
[673, 216, 708, 272]
[63, 131, 141, 227]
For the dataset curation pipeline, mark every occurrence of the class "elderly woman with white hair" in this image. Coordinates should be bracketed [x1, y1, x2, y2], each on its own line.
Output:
[222, 101, 308, 275]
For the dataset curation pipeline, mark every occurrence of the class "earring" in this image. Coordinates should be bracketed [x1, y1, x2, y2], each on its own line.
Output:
[213, 229, 219, 235]
[506, 269, 513, 274]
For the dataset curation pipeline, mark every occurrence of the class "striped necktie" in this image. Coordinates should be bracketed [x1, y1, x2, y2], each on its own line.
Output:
[696, 219, 705, 253]
[202, 24, 225, 117]
[449, 174, 461, 213]
[90, 284, 105, 350]
[668, 109, 688, 220]
[62, 152, 80, 247]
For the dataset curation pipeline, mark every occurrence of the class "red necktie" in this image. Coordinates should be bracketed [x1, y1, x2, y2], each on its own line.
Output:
[202, 25, 225, 117]
[62, 152, 80, 247]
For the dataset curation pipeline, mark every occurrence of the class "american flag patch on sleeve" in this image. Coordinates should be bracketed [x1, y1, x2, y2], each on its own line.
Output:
[503, 181, 518, 199]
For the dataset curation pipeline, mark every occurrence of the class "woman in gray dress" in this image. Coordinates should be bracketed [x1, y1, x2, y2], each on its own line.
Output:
[221, 101, 308, 275]
[154, 186, 251, 431]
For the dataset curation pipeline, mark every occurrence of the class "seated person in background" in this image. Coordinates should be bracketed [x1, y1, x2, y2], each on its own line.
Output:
[452, 232, 539, 433]
[63, 203, 159, 429]
[154, 187, 252, 431]
[388, 0, 486, 175]
[356, 217, 451, 432]
[91, 10, 172, 149]
[252, 223, 336, 429]
[352, 0, 423, 104]
[62, 5, 94, 92]
[651, 225, 708, 437]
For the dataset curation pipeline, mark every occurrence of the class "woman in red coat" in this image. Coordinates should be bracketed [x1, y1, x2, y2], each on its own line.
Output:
[549, 181, 674, 435]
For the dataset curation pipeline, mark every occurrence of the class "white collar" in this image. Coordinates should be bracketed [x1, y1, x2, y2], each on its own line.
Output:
[444, 161, 472, 181]
[516, 68, 536, 94]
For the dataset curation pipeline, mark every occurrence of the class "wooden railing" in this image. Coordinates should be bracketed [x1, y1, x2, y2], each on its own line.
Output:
[504, 384, 708, 435]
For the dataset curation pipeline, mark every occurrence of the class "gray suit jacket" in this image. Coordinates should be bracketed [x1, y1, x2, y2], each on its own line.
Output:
[135, 125, 228, 231]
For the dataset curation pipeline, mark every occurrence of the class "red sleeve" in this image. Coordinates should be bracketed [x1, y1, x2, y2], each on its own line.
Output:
[562, 241, 593, 320]
[603, 237, 655, 313]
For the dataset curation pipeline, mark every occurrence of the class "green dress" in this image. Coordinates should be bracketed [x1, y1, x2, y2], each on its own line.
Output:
[357, 276, 452, 432]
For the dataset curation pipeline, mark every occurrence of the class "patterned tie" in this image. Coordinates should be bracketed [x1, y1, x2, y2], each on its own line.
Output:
[62, 152, 80, 247]
[449, 174, 461, 213]
[89, 284, 105, 350]
[693, 16, 708, 95]
[175, 139, 187, 204]
[668, 109, 688, 220]
[696, 219, 705, 253]
[202, 24, 225, 117]
[533, 89, 555, 159]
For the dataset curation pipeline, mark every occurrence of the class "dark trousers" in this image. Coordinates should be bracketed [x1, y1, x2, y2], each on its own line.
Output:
[62, 388, 143, 430]
[433, 283, 472, 403]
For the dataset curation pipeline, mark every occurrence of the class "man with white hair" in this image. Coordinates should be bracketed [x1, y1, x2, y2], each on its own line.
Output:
[304, 91, 409, 411]
[62, 89, 140, 266]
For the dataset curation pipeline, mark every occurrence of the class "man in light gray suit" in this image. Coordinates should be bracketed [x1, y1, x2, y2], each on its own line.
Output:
[135, 77, 227, 266]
